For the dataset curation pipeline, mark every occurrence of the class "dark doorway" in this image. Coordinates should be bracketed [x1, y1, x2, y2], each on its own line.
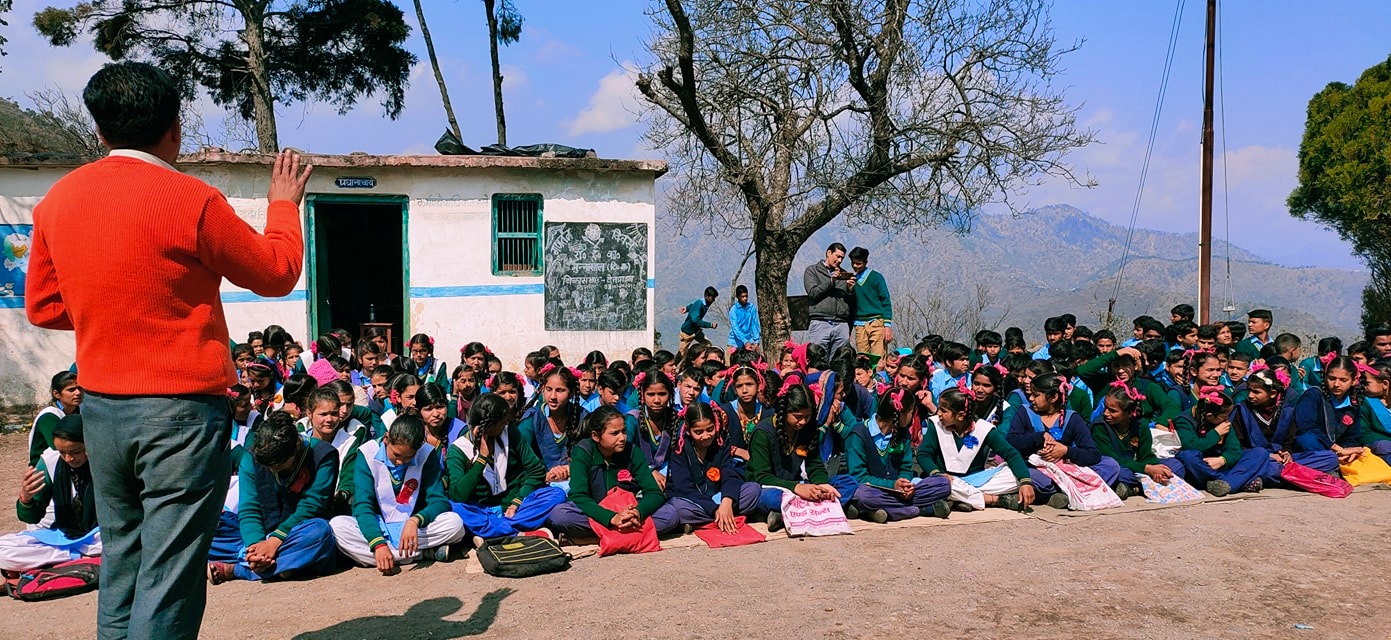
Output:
[309, 199, 406, 354]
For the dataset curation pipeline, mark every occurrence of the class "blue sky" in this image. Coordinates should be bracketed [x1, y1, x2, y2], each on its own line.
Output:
[2, 0, 1388, 269]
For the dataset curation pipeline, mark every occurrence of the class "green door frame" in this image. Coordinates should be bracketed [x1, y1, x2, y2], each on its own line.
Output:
[305, 194, 411, 342]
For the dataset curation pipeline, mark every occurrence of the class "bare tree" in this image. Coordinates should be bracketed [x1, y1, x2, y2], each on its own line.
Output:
[414, 0, 461, 141]
[636, 0, 1093, 349]
[21, 88, 103, 158]
[482, 0, 523, 145]
[893, 283, 1007, 345]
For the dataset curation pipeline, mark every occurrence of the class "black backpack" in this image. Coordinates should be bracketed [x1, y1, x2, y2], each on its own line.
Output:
[476, 536, 572, 578]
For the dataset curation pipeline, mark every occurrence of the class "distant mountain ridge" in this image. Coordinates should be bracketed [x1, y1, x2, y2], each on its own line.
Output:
[655, 204, 1366, 347]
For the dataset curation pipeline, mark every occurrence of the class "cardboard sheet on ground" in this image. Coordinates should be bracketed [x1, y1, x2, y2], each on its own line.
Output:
[1023, 482, 1391, 524]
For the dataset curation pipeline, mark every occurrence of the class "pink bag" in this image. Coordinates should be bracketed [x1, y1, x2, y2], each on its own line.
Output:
[1280, 461, 1353, 498]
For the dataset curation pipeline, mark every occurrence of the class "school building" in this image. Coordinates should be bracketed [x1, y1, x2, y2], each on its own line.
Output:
[0, 150, 666, 409]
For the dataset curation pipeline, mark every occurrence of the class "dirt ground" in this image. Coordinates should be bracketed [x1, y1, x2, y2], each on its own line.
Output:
[0, 430, 1388, 640]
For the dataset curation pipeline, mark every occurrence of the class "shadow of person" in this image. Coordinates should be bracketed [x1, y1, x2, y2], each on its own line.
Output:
[292, 588, 515, 639]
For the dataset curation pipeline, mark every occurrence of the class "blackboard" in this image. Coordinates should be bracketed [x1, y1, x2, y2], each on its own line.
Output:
[543, 222, 649, 331]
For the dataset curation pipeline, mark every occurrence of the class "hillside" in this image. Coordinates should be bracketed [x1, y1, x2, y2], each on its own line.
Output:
[655, 205, 1366, 348]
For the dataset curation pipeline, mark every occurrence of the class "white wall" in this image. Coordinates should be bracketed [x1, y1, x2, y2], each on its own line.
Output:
[0, 160, 658, 408]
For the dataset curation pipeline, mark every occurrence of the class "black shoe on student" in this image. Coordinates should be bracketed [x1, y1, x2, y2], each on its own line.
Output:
[868, 509, 889, 524]
[430, 545, 452, 563]
[1047, 493, 1070, 510]
[1241, 477, 1263, 493]
[682, 524, 696, 535]
[921, 501, 951, 519]
[1112, 482, 1132, 501]
[845, 504, 860, 520]
[995, 493, 1023, 512]
[951, 501, 974, 513]
[1206, 480, 1231, 497]
[766, 511, 784, 532]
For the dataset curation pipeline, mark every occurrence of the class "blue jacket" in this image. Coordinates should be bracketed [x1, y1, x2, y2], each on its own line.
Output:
[681, 298, 714, 335]
[728, 301, 762, 348]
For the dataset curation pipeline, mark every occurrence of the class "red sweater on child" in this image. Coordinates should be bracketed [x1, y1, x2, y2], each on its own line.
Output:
[25, 155, 304, 396]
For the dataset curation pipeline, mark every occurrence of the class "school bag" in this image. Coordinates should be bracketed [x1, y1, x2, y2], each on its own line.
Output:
[1338, 451, 1391, 486]
[588, 487, 661, 556]
[6, 557, 100, 601]
[1136, 473, 1203, 504]
[476, 536, 572, 578]
[1279, 461, 1353, 498]
[779, 490, 853, 537]
[1028, 454, 1124, 511]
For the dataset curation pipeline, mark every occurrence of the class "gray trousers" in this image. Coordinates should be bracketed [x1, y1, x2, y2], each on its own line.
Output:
[84, 393, 230, 640]
[808, 319, 851, 356]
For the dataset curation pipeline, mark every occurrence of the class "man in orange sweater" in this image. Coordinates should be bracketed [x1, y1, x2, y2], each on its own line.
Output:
[25, 62, 311, 640]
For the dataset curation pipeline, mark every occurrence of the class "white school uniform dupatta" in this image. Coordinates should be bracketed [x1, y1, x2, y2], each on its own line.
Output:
[360, 439, 435, 532]
[28, 405, 65, 452]
[932, 416, 996, 475]
[451, 429, 510, 495]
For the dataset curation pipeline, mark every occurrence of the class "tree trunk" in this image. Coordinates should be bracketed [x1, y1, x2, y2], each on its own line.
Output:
[755, 239, 795, 356]
[484, 0, 507, 146]
[413, 0, 460, 141]
[242, 16, 278, 153]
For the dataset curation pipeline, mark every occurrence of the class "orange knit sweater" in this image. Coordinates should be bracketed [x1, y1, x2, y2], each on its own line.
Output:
[25, 156, 304, 396]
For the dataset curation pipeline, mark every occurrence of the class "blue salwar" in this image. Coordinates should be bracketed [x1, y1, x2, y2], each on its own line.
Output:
[207, 516, 337, 582]
[451, 486, 567, 539]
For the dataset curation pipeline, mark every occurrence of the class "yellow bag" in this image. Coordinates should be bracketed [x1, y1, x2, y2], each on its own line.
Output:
[1339, 450, 1391, 486]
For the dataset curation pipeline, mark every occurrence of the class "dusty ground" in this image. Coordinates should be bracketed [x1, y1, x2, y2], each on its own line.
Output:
[0, 430, 1388, 639]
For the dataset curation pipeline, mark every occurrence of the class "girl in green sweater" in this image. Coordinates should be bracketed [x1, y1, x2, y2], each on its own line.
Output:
[544, 406, 678, 539]
[446, 394, 565, 541]
[746, 381, 858, 531]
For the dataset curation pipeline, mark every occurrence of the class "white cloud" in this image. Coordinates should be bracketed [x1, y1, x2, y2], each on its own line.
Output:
[501, 64, 528, 91]
[567, 65, 640, 137]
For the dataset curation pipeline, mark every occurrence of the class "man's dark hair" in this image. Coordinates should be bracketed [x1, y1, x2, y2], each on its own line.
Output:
[849, 246, 869, 262]
[703, 286, 718, 298]
[83, 62, 181, 149]
[1247, 309, 1273, 322]
[1170, 304, 1195, 320]
[827, 242, 847, 254]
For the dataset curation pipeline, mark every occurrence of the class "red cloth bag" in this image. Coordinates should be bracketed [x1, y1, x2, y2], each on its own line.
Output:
[587, 488, 661, 556]
[1280, 461, 1353, 498]
[693, 516, 766, 549]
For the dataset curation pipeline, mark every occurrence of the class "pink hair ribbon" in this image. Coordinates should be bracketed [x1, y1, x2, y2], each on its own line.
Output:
[1197, 385, 1227, 405]
[1320, 352, 1337, 367]
[1109, 380, 1146, 402]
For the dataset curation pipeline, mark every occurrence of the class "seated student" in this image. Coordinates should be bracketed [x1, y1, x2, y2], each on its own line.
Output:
[403, 334, 449, 386]
[928, 342, 972, 402]
[517, 364, 586, 492]
[673, 369, 704, 412]
[0, 416, 100, 573]
[418, 383, 466, 455]
[1232, 366, 1339, 475]
[1171, 387, 1272, 495]
[577, 367, 602, 413]
[207, 411, 339, 585]
[352, 339, 385, 407]
[844, 389, 952, 522]
[1000, 360, 1054, 427]
[1292, 356, 1372, 468]
[521, 351, 550, 403]
[1005, 373, 1122, 509]
[1076, 348, 1181, 429]
[876, 349, 906, 387]
[1094, 330, 1117, 355]
[1347, 340, 1373, 366]
[892, 354, 938, 418]
[969, 330, 1004, 367]
[363, 326, 397, 367]
[1032, 317, 1068, 360]
[1299, 337, 1342, 391]
[330, 412, 465, 574]
[701, 361, 729, 405]
[459, 342, 492, 378]
[445, 394, 565, 540]
[380, 373, 421, 428]
[232, 343, 256, 385]
[1167, 320, 1199, 353]
[1048, 341, 1095, 419]
[596, 368, 632, 415]
[28, 371, 83, 467]
[720, 364, 765, 459]
[1090, 384, 1184, 496]
[1235, 309, 1273, 360]
[917, 388, 1033, 511]
[658, 403, 762, 533]
[366, 364, 395, 417]
[546, 407, 678, 539]
[1224, 351, 1253, 402]
[1154, 350, 1189, 405]
[1194, 324, 1219, 353]
[300, 384, 371, 509]
[282, 342, 307, 378]
[228, 384, 261, 450]
[246, 360, 285, 415]
[444, 365, 479, 421]
[629, 372, 679, 490]
[745, 382, 858, 531]
[967, 364, 1009, 426]
[280, 374, 318, 422]
[1177, 352, 1226, 414]
[1358, 361, 1391, 462]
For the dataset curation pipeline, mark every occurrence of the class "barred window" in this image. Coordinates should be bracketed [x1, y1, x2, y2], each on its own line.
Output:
[491, 194, 543, 275]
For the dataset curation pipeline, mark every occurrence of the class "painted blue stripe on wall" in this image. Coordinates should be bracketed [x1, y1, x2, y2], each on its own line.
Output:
[411, 280, 656, 299]
[221, 290, 308, 303]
